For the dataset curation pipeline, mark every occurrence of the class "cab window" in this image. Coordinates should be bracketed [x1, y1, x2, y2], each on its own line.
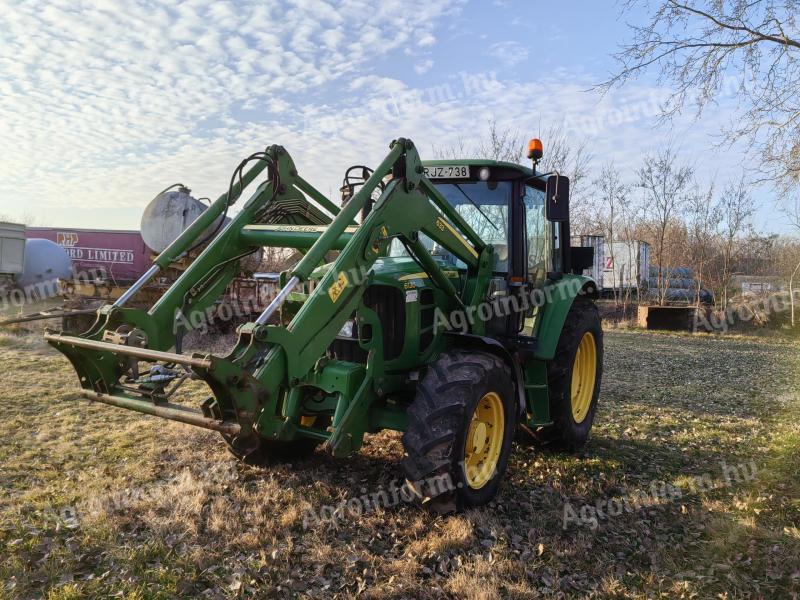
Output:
[433, 181, 511, 272]
[523, 184, 548, 286]
[387, 179, 512, 273]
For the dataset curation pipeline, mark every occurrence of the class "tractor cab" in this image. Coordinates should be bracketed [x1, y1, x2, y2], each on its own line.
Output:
[416, 149, 590, 342]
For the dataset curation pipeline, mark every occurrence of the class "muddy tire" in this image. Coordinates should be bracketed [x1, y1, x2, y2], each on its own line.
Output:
[401, 350, 516, 512]
[546, 297, 603, 449]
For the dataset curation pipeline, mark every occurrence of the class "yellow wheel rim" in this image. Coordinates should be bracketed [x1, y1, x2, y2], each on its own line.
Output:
[571, 332, 597, 424]
[464, 391, 505, 489]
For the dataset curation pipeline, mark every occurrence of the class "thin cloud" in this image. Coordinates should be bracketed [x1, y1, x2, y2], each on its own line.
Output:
[0, 0, 465, 215]
[488, 41, 529, 66]
[414, 60, 434, 75]
[0, 0, 755, 230]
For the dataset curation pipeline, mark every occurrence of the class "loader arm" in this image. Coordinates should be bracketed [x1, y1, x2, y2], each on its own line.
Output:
[46, 138, 495, 456]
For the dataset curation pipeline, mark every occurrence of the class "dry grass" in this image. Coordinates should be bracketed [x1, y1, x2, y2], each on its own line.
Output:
[0, 329, 798, 598]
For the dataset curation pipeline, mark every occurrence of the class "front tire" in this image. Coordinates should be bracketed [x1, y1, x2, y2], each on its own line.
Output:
[401, 350, 516, 512]
[546, 297, 603, 449]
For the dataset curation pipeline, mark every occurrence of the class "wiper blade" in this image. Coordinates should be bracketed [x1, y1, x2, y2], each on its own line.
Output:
[452, 184, 499, 231]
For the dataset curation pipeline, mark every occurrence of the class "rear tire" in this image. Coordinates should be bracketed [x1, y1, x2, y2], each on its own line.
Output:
[402, 350, 516, 512]
[546, 297, 603, 449]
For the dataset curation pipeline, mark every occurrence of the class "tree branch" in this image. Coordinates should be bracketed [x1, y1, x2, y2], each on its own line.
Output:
[668, 1, 800, 49]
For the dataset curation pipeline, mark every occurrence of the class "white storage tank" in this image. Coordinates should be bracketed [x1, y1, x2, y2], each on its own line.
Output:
[140, 185, 263, 272]
[17, 238, 73, 295]
[140, 186, 229, 254]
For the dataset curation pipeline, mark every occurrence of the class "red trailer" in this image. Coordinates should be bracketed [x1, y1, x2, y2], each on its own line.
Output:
[26, 227, 152, 283]
[6, 227, 277, 332]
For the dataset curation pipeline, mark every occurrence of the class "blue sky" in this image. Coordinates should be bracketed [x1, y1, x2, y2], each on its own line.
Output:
[0, 0, 791, 234]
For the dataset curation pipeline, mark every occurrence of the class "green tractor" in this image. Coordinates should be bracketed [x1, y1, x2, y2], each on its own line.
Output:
[46, 137, 602, 511]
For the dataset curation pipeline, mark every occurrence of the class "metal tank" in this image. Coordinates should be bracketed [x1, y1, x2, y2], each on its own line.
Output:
[140, 185, 262, 272]
[140, 186, 229, 254]
[17, 239, 73, 295]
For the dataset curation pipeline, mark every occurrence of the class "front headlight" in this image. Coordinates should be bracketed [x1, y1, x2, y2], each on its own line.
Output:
[337, 319, 354, 338]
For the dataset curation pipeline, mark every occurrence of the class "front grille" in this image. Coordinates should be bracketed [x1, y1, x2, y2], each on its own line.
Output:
[328, 284, 405, 363]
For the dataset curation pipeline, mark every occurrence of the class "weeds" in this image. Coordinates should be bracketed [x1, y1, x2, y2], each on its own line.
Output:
[1, 331, 798, 598]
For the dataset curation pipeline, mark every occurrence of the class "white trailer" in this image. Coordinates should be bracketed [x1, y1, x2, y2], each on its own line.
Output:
[603, 240, 650, 290]
[0, 222, 26, 275]
[0, 223, 26, 294]
[577, 235, 605, 287]
[576, 236, 650, 293]
[0, 222, 26, 297]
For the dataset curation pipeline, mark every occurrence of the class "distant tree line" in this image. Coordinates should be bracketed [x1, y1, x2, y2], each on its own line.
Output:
[435, 1, 800, 325]
[433, 118, 800, 328]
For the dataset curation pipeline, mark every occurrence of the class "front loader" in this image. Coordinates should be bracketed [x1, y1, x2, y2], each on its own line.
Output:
[46, 137, 602, 510]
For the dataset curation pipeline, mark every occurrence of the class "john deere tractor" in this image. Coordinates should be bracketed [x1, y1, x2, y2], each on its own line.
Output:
[46, 137, 602, 511]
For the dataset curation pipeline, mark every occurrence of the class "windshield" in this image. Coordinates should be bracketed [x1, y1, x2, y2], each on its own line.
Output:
[436, 181, 510, 247]
[389, 181, 512, 271]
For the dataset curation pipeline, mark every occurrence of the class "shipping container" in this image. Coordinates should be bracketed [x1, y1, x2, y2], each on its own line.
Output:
[27, 227, 151, 283]
[577, 235, 605, 287]
[603, 240, 650, 290]
[576, 236, 650, 292]
[0, 222, 26, 275]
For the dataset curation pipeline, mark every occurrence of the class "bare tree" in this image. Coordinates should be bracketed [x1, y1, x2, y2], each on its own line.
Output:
[786, 194, 800, 325]
[616, 194, 645, 312]
[787, 194, 800, 230]
[432, 119, 523, 163]
[431, 136, 475, 162]
[686, 182, 721, 306]
[476, 120, 526, 163]
[0, 213, 37, 226]
[637, 145, 695, 304]
[717, 176, 755, 308]
[537, 124, 593, 234]
[604, 1, 800, 190]
[594, 162, 632, 307]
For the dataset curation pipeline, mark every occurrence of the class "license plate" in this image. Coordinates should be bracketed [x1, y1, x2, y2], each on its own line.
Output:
[423, 165, 470, 179]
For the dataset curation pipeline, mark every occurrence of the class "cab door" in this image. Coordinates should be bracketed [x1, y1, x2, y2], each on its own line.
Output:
[516, 181, 550, 340]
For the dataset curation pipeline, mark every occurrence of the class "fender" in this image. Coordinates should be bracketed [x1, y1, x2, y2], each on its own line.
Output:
[444, 331, 527, 420]
[533, 274, 598, 361]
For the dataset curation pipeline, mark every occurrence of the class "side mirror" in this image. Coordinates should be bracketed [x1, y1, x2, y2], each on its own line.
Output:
[545, 174, 570, 222]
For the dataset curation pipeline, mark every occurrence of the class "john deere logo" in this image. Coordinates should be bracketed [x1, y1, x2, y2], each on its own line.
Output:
[328, 271, 349, 303]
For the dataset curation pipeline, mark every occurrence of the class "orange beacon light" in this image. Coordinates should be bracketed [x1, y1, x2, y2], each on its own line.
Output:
[527, 138, 543, 161]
